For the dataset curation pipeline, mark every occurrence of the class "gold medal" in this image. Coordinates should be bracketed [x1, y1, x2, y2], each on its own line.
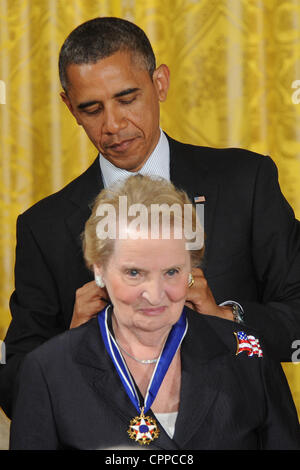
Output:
[127, 408, 159, 445]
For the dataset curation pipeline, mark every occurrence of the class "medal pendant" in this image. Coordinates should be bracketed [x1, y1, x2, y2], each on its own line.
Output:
[127, 408, 159, 445]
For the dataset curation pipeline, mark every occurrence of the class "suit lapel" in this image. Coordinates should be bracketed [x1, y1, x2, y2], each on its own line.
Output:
[72, 318, 138, 430]
[173, 313, 229, 448]
[168, 135, 220, 269]
[65, 156, 104, 250]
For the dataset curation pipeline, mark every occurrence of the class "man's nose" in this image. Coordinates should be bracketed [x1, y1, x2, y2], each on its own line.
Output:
[141, 279, 165, 305]
[103, 106, 127, 134]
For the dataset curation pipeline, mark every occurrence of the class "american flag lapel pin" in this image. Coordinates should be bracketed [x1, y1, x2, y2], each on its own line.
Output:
[194, 195, 206, 203]
[234, 331, 263, 357]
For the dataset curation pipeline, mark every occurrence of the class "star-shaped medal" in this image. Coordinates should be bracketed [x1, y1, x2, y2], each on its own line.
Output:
[128, 409, 159, 445]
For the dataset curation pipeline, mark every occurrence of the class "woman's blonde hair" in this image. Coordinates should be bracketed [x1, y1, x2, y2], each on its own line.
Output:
[83, 175, 204, 270]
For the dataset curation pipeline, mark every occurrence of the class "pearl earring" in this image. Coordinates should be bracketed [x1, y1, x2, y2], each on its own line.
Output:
[95, 274, 105, 288]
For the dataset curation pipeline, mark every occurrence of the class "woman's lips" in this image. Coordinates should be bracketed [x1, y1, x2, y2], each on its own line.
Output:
[138, 306, 167, 316]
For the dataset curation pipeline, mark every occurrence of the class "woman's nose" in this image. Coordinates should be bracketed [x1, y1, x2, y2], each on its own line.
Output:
[141, 279, 165, 305]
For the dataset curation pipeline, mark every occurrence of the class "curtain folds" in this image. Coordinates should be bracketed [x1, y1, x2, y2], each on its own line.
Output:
[0, 0, 299, 418]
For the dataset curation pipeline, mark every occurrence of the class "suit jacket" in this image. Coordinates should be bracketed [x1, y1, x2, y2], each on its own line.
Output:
[9, 309, 300, 450]
[1, 135, 300, 418]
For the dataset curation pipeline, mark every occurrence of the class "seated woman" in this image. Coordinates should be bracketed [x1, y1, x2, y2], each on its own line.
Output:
[10, 175, 300, 450]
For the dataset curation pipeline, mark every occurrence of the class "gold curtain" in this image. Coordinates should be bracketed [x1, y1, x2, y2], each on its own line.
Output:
[0, 0, 299, 418]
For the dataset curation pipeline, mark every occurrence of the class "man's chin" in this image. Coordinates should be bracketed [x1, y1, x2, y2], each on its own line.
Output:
[100, 153, 148, 172]
[99, 138, 155, 172]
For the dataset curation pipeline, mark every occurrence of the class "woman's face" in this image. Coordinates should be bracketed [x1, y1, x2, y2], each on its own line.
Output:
[96, 235, 191, 335]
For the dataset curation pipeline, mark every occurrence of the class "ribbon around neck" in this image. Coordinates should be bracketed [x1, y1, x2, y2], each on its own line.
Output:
[97, 305, 188, 415]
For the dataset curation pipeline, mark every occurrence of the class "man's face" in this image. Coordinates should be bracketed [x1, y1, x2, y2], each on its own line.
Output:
[61, 51, 170, 172]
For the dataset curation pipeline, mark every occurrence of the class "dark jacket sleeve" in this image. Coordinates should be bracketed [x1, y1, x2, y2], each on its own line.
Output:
[0, 214, 65, 418]
[259, 356, 300, 449]
[237, 155, 300, 361]
[9, 352, 59, 450]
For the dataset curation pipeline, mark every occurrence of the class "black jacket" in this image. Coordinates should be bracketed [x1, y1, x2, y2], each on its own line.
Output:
[1, 135, 300, 418]
[9, 309, 300, 450]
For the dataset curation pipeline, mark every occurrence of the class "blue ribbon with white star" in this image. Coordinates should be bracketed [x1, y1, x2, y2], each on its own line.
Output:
[97, 304, 188, 414]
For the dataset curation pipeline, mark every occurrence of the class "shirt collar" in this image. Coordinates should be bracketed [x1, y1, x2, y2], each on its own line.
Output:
[99, 129, 170, 188]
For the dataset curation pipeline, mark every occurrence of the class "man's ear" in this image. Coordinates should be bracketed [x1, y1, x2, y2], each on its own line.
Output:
[152, 64, 170, 102]
[60, 91, 82, 125]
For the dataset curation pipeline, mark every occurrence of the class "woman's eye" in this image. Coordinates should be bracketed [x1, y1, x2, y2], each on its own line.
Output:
[127, 269, 140, 277]
[166, 268, 179, 277]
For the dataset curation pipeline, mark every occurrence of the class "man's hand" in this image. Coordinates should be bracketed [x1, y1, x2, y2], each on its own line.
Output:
[70, 280, 110, 329]
[185, 268, 234, 320]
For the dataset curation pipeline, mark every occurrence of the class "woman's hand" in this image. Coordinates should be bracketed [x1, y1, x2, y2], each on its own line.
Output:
[185, 268, 234, 320]
[70, 280, 110, 329]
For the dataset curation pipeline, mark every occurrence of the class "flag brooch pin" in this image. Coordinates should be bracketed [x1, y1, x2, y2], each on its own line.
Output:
[194, 195, 206, 203]
[234, 331, 263, 357]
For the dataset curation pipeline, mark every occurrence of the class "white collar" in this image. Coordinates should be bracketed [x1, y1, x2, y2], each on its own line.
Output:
[99, 129, 170, 188]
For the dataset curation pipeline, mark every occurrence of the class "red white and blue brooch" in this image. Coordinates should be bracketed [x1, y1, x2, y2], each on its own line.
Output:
[234, 331, 263, 357]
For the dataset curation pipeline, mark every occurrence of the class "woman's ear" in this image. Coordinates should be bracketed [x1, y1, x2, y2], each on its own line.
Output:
[93, 264, 105, 288]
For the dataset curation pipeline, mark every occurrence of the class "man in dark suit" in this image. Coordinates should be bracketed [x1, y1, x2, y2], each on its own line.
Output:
[1, 17, 300, 419]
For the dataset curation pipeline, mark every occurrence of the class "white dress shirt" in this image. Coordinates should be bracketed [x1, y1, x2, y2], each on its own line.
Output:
[99, 129, 170, 188]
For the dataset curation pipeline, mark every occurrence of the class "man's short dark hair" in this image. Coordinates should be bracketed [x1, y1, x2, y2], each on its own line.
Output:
[59, 17, 156, 92]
